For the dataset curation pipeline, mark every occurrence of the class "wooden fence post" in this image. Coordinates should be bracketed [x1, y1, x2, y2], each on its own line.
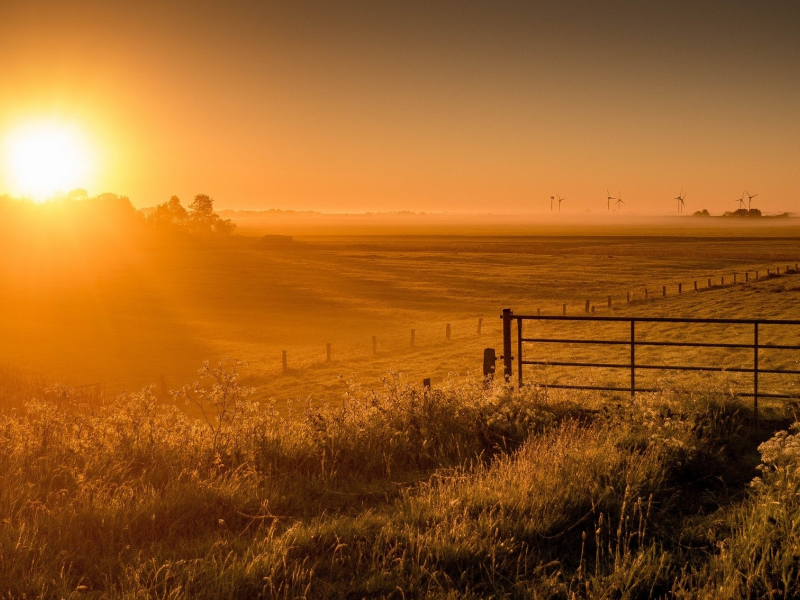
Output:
[282, 350, 288, 372]
[662, 285, 666, 297]
[678, 283, 682, 294]
[591, 306, 596, 313]
[562, 303, 567, 316]
[721, 276, 724, 286]
[645, 288, 648, 299]
[708, 278, 712, 288]
[372, 336, 377, 355]
[694, 280, 698, 291]
[446, 323, 451, 340]
[585, 299, 590, 313]
[483, 348, 497, 383]
[733, 273, 737, 284]
[767, 269, 771, 276]
[745, 272, 749, 282]
[411, 329, 416, 348]
[326, 343, 332, 362]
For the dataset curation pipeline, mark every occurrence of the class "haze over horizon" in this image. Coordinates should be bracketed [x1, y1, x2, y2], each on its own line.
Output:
[1, 1, 799, 214]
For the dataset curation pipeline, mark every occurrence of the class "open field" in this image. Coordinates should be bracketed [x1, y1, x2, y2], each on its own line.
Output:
[3, 221, 800, 597]
[2, 224, 800, 409]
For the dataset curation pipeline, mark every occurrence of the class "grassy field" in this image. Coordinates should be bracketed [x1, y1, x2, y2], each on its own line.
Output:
[2, 219, 800, 597]
[1, 225, 800, 409]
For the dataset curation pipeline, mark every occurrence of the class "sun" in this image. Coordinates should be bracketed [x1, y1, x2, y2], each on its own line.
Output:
[2, 121, 94, 201]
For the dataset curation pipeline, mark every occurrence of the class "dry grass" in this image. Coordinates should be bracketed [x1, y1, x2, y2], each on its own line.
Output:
[2, 357, 798, 598]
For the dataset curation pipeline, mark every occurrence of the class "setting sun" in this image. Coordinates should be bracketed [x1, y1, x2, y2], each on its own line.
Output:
[2, 121, 93, 200]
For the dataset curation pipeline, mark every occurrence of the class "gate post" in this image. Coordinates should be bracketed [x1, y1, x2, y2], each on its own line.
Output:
[502, 308, 513, 381]
[630, 320, 636, 398]
[754, 322, 759, 423]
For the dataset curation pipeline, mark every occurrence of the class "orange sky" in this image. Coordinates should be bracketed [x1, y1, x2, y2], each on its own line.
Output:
[1, 1, 799, 214]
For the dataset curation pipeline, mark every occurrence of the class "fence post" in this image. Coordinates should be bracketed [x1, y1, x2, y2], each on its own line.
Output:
[585, 299, 590, 313]
[662, 285, 666, 297]
[754, 322, 759, 423]
[745, 272, 749, 282]
[477, 318, 483, 335]
[645, 288, 648, 299]
[767, 269, 771, 276]
[630, 320, 635, 398]
[708, 278, 712, 288]
[517, 317, 523, 386]
[562, 304, 567, 316]
[678, 283, 682, 294]
[372, 336, 378, 355]
[446, 323, 451, 340]
[694, 280, 698, 291]
[777, 267, 781, 275]
[483, 348, 496, 383]
[423, 378, 431, 390]
[502, 308, 513, 381]
[410, 329, 416, 348]
[608, 295, 612, 308]
[326, 343, 332, 362]
[721, 276, 724, 286]
[282, 350, 288, 372]
[733, 273, 737, 284]
[756, 270, 759, 279]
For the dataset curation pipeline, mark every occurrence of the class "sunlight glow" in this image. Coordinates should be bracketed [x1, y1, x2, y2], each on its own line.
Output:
[2, 121, 94, 201]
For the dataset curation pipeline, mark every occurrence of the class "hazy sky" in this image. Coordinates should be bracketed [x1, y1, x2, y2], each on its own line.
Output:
[1, 1, 799, 213]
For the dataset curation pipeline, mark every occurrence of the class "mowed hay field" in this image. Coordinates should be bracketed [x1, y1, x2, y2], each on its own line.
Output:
[1, 228, 800, 408]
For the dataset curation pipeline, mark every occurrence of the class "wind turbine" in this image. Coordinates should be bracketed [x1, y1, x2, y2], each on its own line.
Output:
[607, 189, 616, 211]
[557, 194, 564, 212]
[615, 192, 624, 210]
[735, 193, 746, 210]
[550, 195, 555, 212]
[674, 190, 686, 212]
[746, 190, 758, 210]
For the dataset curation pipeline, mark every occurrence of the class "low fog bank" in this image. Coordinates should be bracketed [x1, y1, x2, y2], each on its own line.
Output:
[221, 208, 800, 237]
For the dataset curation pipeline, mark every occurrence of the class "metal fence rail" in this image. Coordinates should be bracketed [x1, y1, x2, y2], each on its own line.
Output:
[500, 309, 800, 420]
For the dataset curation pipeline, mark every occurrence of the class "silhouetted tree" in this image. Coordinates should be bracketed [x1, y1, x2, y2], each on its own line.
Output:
[149, 194, 234, 235]
[149, 195, 189, 228]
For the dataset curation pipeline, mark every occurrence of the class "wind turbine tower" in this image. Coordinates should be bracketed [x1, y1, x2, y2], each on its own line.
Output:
[746, 191, 758, 210]
[675, 190, 686, 213]
[607, 189, 615, 211]
[557, 194, 564, 212]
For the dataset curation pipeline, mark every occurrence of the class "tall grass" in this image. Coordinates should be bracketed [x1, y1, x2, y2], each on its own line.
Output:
[0, 359, 797, 598]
